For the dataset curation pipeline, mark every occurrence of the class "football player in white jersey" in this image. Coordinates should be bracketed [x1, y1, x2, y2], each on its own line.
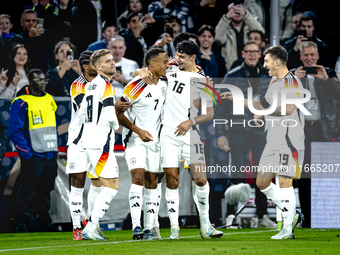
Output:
[221, 45, 304, 239]
[117, 47, 169, 240]
[77, 49, 121, 241]
[133, 35, 224, 239]
[160, 41, 214, 239]
[66, 51, 130, 240]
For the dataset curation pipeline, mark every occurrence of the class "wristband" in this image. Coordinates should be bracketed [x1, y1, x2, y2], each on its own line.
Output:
[191, 118, 196, 126]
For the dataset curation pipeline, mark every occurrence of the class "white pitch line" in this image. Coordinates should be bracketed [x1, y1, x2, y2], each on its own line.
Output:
[0, 229, 277, 253]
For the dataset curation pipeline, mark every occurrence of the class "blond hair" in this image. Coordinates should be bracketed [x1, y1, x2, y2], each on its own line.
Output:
[90, 49, 112, 67]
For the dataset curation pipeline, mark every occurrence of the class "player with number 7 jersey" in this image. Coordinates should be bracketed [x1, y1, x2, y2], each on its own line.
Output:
[117, 47, 169, 241]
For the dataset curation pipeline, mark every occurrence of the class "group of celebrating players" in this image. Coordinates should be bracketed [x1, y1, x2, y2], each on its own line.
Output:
[65, 31, 304, 241]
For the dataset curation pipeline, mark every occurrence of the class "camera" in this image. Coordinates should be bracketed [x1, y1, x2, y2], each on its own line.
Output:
[165, 27, 173, 38]
[36, 18, 44, 28]
[298, 29, 307, 38]
[116, 66, 122, 74]
[138, 13, 144, 20]
[303, 66, 318, 75]
[67, 50, 74, 62]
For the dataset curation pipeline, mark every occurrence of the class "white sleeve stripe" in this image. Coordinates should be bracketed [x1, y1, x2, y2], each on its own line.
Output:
[129, 80, 146, 97]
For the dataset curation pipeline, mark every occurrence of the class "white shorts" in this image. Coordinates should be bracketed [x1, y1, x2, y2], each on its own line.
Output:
[84, 148, 119, 179]
[125, 139, 163, 173]
[66, 143, 92, 174]
[259, 145, 304, 179]
[160, 125, 206, 168]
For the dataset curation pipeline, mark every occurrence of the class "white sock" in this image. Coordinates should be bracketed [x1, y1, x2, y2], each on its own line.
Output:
[153, 182, 162, 228]
[89, 187, 117, 229]
[165, 187, 179, 227]
[87, 184, 103, 220]
[192, 180, 199, 213]
[281, 187, 296, 232]
[129, 184, 143, 229]
[143, 188, 158, 231]
[195, 182, 210, 217]
[69, 186, 84, 229]
[260, 182, 282, 210]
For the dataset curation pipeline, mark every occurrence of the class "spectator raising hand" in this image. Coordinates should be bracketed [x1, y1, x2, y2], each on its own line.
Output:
[45, 41, 82, 96]
[0, 68, 8, 85]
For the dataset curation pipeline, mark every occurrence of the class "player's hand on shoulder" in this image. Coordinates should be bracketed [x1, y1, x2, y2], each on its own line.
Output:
[140, 69, 153, 85]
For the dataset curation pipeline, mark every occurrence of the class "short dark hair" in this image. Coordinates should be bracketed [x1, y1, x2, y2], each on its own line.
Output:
[79, 50, 94, 73]
[197, 25, 215, 37]
[299, 11, 316, 27]
[173, 32, 198, 49]
[145, 47, 166, 66]
[176, 40, 199, 56]
[126, 11, 139, 23]
[163, 15, 181, 26]
[247, 30, 265, 42]
[263, 45, 288, 64]
[101, 21, 116, 33]
[21, 9, 36, 19]
[28, 69, 44, 82]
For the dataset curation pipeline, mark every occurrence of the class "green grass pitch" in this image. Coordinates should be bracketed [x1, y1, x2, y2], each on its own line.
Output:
[0, 228, 339, 254]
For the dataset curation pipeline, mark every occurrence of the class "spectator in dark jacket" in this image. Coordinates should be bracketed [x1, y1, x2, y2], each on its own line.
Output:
[283, 11, 329, 69]
[120, 12, 151, 67]
[196, 25, 226, 81]
[45, 41, 81, 96]
[9, 9, 50, 73]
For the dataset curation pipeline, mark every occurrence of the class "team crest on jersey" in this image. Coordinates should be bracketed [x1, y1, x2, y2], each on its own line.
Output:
[161, 87, 165, 96]
[88, 84, 97, 90]
[69, 162, 75, 170]
[130, 157, 136, 165]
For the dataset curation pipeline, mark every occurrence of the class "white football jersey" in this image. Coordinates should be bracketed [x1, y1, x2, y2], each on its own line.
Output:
[81, 74, 119, 150]
[67, 75, 88, 146]
[162, 70, 213, 129]
[264, 72, 305, 151]
[122, 76, 166, 145]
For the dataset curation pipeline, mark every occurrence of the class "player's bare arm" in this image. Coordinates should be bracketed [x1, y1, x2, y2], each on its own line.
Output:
[174, 107, 214, 136]
[117, 112, 153, 142]
[114, 97, 131, 112]
[132, 68, 153, 84]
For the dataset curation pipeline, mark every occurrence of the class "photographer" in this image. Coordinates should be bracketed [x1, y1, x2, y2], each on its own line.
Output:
[154, 16, 181, 58]
[119, 12, 153, 67]
[215, 0, 265, 71]
[284, 11, 329, 69]
[45, 41, 81, 96]
[291, 41, 340, 227]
